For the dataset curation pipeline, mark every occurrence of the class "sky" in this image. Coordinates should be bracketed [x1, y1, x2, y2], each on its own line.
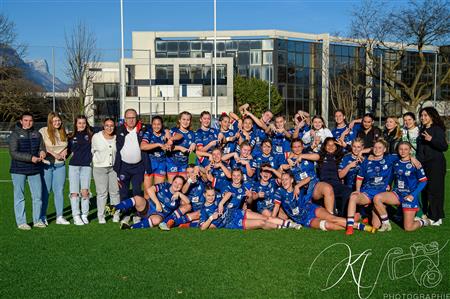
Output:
[1, 0, 367, 80]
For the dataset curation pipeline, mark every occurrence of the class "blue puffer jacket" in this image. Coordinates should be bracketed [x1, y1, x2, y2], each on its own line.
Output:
[9, 123, 46, 175]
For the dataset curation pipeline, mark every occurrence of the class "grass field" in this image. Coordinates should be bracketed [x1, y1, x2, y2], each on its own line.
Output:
[0, 148, 449, 298]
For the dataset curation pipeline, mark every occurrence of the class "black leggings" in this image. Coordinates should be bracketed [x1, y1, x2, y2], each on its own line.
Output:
[422, 156, 446, 221]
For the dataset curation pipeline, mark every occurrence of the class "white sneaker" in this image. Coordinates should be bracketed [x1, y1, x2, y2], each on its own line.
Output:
[42, 219, 48, 226]
[121, 215, 130, 225]
[378, 222, 392, 232]
[112, 212, 120, 223]
[18, 223, 32, 230]
[421, 219, 432, 227]
[56, 216, 70, 225]
[158, 222, 170, 231]
[430, 219, 442, 226]
[98, 216, 106, 224]
[81, 215, 89, 224]
[33, 221, 46, 228]
[133, 216, 141, 224]
[73, 216, 85, 226]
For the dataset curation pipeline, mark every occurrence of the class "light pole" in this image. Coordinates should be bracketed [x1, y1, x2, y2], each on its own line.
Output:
[433, 50, 438, 107]
[120, 0, 125, 118]
[213, 0, 217, 118]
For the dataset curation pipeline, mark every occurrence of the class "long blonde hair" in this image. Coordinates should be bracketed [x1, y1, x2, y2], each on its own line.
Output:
[386, 116, 402, 140]
[46, 112, 67, 145]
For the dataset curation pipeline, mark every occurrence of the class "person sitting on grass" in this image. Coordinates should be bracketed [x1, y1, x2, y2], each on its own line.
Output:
[372, 141, 430, 232]
[106, 175, 190, 230]
[272, 172, 375, 232]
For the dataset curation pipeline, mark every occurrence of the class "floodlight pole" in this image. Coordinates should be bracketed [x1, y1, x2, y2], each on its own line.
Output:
[213, 0, 217, 118]
[120, 0, 126, 118]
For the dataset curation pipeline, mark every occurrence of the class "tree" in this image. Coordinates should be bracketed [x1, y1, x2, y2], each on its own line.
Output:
[64, 21, 100, 122]
[349, 0, 450, 112]
[0, 13, 44, 122]
[233, 75, 283, 116]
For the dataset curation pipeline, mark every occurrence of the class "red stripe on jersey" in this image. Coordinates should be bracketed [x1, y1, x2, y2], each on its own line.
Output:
[419, 177, 428, 182]
[141, 139, 149, 144]
[356, 176, 364, 181]
[274, 200, 281, 205]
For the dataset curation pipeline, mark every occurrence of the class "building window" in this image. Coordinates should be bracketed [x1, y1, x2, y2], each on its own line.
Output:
[263, 51, 273, 65]
[250, 50, 261, 65]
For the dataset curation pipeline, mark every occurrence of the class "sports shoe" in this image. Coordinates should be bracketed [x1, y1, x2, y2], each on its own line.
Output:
[73, 216, 84, 226]
[81, 215, 89, 224]
[430, 219, 442, 226]
[18, 223, 32, 230]
[120, 222, 131, 230]
[166, 219, 175, 228]
[112, 211, 120, 223]
[121, 215, 130, 226]
[378, 222, 392, 232]
[133, 216, 141, 224]
[98, 216, 106, 224]
[158, 222, 171, 231]
[56, 216, 70, 225]
[363, 224, 376, 233]
[33, 221, 46, 228]
[43, 219, 48, 226]
[290, 222, 302, 230]
[104, 203, 116, 216]
[346, 226, 354, 235]
[421, 219, 432, 227]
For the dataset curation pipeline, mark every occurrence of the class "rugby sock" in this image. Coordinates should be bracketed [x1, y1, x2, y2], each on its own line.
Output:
[174, 214, 191, 227]
[380, 214, 390, 225]
[164, 208, 184, 222]
[346, 216, 354, 228]
[419, 219, 429, 227]
[131, 217, 152, 229]
[115, 198, 135, 212]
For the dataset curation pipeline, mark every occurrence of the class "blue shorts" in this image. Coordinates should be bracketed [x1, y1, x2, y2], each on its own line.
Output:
[393, 191, 419, 211]
[298, 203, 320, 227]
[137, 200, 170, 219]
[306, 179, 319, 196]
[360, 188, 383, 202]
[144, 157, 167, 177]
[224, 209, 246, 230]
[256, 200, 274, 214]
[166, 157, 188, 175]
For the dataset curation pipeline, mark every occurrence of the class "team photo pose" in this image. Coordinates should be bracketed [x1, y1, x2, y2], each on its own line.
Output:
[302, 115, 333, 152]
[167, 111, 196, 182]
[372, 142, 429, 232]
[338, 138, 366, 191]
[107, 175, 190, 230]
[272, 172, 373, 231]
[222, 141, 257, 181]
[67, 115, 93, 225]
[251, 163, 282, 217]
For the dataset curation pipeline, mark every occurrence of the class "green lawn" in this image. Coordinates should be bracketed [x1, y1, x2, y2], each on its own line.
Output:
[0, 148, 449, 298]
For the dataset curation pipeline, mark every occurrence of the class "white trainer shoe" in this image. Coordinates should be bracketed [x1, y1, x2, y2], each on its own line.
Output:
[56, 216, 70, 225]
[378, 222, 392, 232]
[98, 216, 106, 224]
[18, 223, 32, 230]
[430, 219, 442, 226]
[121, 215, 131, 226]
[73, 216, 84, 226]
[133, 216, 141, 224]
[33, 221, 47, 228]
[112, 211, 120, 223]
[81, 215, 89, 224]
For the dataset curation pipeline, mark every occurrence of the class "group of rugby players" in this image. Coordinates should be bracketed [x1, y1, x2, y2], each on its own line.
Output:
[107, 103, 447, 235]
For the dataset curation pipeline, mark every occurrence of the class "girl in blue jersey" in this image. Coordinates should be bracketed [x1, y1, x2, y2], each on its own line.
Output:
[203, 148, 232, 192]
[167, 111, 196, 182]
[140, 116, 171, 194]
[373, 142, 430, 232]
[254, 139, 284, 177]
[107, 176, 190, 230]
[268, 115, 292, 160]
[281, 139, 336, 215]
[332, 110, 361, 146]
[338, 138, 365, 190]
[195, 111, 221, 167]
[199, 186, 227, 230]
[272, 172, 373, 231]
[217, 168, 299, 230]
[222, 141, 257, 181]
[346, 139, 396, 235]
[250, 163, 282, 217]
[218, 113, 239, 155]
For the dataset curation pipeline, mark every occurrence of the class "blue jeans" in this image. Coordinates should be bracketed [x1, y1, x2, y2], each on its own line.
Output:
[41, 163, 66, 219]
[11, 173, 42, 225]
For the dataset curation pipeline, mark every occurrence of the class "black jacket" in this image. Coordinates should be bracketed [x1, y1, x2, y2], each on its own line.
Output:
[113, 121, 149, 174]
[9, 123, 46, 175]
[416, 125, 448, 164]
[357, 126, 382, 148]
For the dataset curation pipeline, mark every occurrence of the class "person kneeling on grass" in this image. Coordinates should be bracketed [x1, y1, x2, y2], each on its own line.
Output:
[272, 172, 374, 232]
[372, 141, 430, 232]
[106, 175, 191, 230]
